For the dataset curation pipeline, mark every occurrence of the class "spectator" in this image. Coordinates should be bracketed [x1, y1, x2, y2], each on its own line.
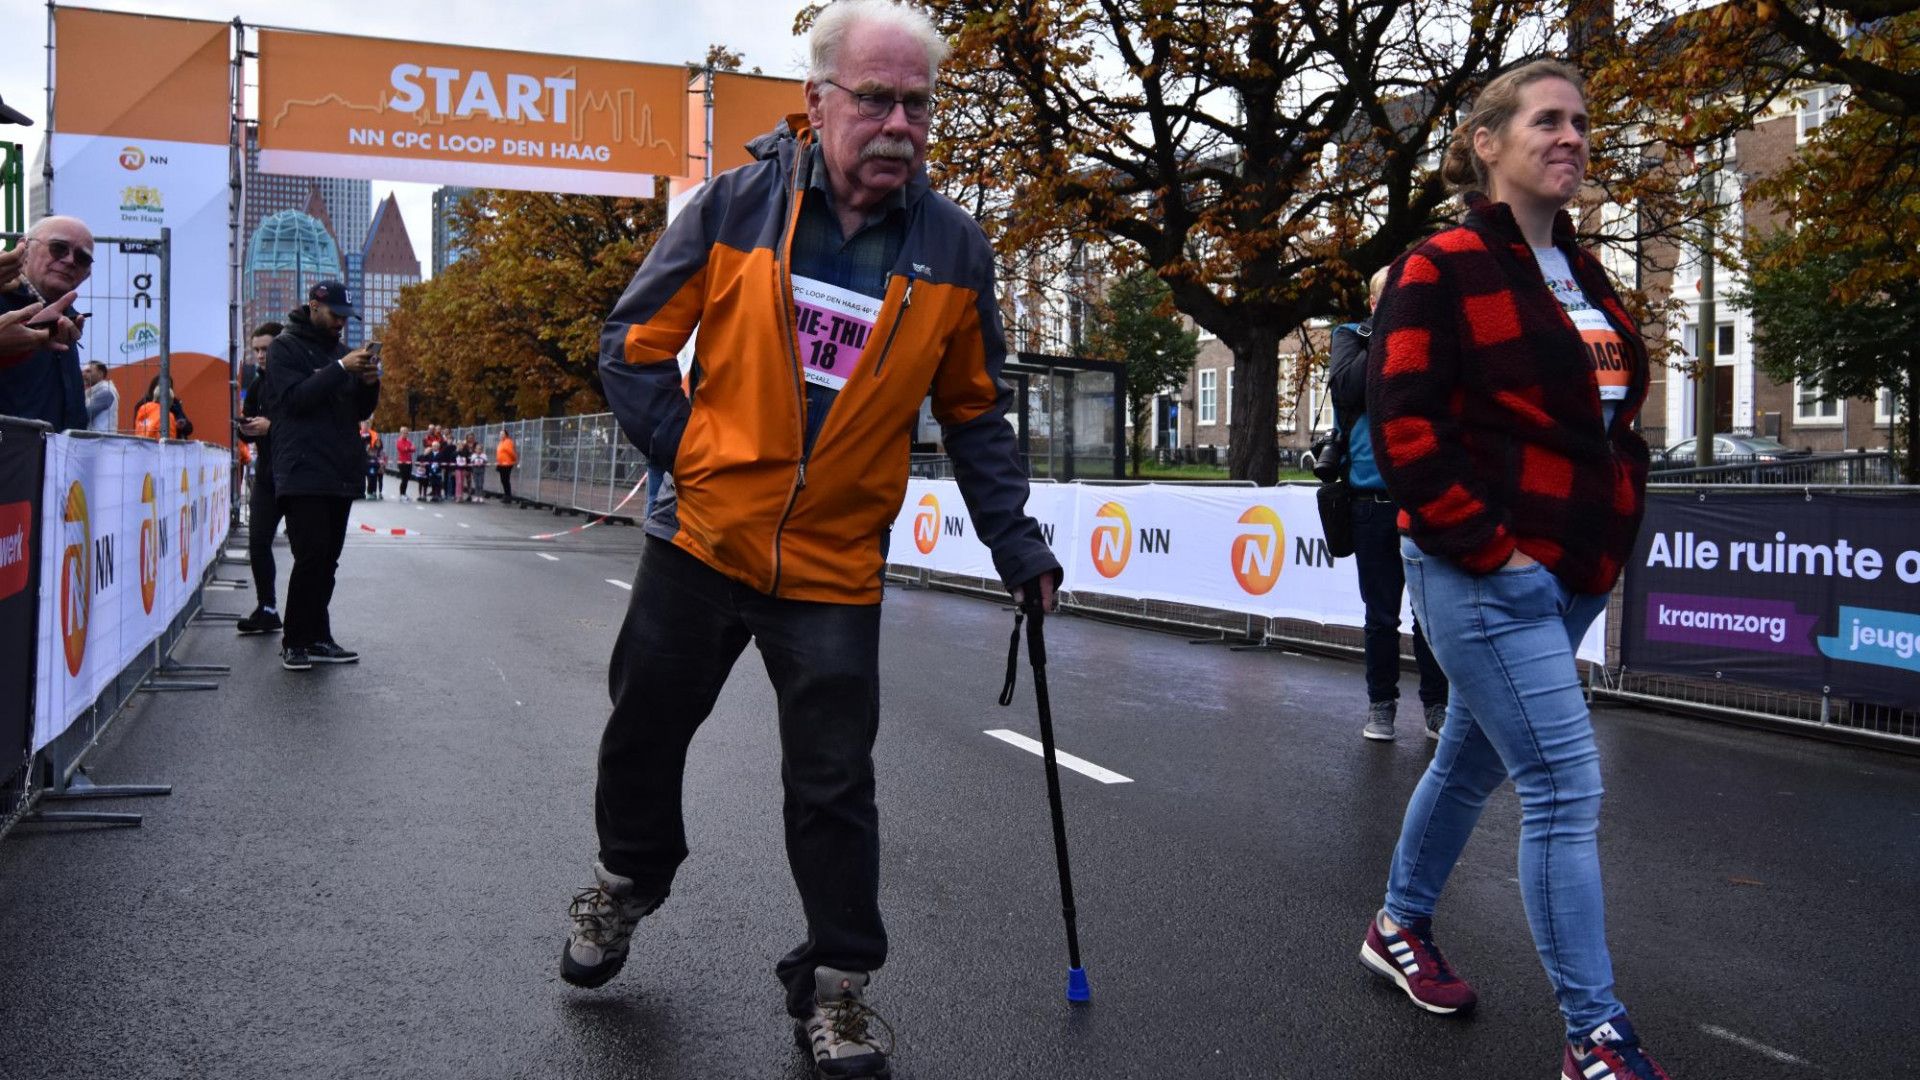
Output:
[495, 428, 518, 504]
[83, 360, 118, 433]
[262, 281, 378, 672]
[360, 421, 384, 500]
[0, 216, 91, 430]
[133, 374, 193, 439]
[235, 321, 285, 636]
[564, 6, 1059, 1076]
[395, 426, 415, 500]
[1360, 60, 1664, 1079]
[466, 440, 487, 502]
[1331, 266, 1448, 742]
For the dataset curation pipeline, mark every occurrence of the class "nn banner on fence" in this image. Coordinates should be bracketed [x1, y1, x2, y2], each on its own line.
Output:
[34, 435, 231, 750]
[888, 480, 1606, 664]
[1621, 491, 1920, 710]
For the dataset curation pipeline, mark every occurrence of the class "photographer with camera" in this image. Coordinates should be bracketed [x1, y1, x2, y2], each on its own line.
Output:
[1329, 266, 1448, 742]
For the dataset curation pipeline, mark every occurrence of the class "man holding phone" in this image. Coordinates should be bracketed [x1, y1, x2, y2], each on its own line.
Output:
[0, 216, 93, 430]
[262, 281, 379, 671]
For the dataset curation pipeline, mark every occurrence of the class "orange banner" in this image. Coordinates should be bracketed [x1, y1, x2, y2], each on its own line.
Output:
[256, 31, 688, 198]
[709, 73, 806, 177]
[52, 9, 229, 143]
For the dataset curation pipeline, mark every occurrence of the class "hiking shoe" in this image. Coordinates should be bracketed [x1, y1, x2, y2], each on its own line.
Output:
[1562, 1016, 1673, 1079]
[307, 641, 359, 664]
[795, 967, 893, 1079]
[236, 607, 282, 635]
[560, 860, 658, 988]
[1360, 909, 1478, 1014]
[281, 646, 313, 672]
[1362, 700, 1397, 741]
[1424, 703, 1447, 741]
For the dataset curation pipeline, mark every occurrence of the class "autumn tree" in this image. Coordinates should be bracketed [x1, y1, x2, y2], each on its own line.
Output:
[925, 0, 1565, 483]
[1593, 1, 1920, 303]
[1734, 230, 1920, 481]
[374, 190, 665, 430]
[1086, 269, 1201, 476]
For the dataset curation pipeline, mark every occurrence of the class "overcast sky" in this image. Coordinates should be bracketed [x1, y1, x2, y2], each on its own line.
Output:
[0, 0, 814, 273]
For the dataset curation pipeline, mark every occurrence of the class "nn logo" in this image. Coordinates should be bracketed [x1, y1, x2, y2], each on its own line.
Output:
[178, 468, 191, 581]
[1231, 506, 1285, 595]
[1090, 502, 1132, 578]
[139, 473, 160, 615]
[61, 482, 91, 677]
[913, 493, 940, 555]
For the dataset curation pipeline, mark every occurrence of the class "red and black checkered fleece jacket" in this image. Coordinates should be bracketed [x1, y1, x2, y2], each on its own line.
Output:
[1365, 195, 1652, 594]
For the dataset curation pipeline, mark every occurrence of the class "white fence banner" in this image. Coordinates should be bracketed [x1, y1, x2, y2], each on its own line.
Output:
[34, 436, 230, 750]
[892, 480, 1604, 665]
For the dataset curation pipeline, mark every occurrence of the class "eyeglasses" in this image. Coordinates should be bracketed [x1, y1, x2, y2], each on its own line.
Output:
[823, 80, 933, 124]
[34, 237, 94, 270]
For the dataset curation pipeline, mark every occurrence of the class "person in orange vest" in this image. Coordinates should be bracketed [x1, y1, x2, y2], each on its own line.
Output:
[133, 374, 192, 439]
[359, 421, 384, 499]
[495, 428, 518, 505]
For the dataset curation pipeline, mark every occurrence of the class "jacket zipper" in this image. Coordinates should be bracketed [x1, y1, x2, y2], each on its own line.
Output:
[769, 142, 813, 596]
[868, 276, 914, 379]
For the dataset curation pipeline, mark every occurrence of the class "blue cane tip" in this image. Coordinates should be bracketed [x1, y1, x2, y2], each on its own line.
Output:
[1066, 967, 1090, 1002]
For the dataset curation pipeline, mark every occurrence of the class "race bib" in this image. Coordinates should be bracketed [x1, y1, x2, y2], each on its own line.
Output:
[1536, 248, 1630, 402]
[792, 275, 882, 392]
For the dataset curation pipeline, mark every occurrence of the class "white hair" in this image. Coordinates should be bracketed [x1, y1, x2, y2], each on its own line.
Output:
[26, 215, 91, 243]
[809, 0, 950, 86]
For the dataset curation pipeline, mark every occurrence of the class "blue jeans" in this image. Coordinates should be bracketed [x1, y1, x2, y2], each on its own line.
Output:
[1383, 537, 1620, 1037]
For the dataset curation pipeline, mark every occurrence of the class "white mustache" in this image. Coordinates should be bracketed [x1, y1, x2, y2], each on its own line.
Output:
[861, 137, 915, 162]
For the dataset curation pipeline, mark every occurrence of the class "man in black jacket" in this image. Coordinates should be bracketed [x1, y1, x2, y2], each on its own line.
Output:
[263, 282, 379, 671]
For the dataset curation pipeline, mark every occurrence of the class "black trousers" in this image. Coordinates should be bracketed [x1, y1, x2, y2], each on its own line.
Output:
[497, 464, 514, 502]
[1351, 494, 1448, 706]
[280, 495, 352, 650]
[597, 538, 885, 1017]
[248, 469, 283, 610]
[398, 466, 411, 497]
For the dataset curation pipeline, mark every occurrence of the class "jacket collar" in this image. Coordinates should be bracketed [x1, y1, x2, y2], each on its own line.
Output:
[1464, 192, 1575, 248]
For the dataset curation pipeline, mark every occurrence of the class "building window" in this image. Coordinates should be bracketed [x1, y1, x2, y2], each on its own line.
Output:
[1798, 85, 1845, 142]
[1198, 369, 1217, 425]
[1277, 355, 1298, 433]
[1682, 322, 1737, 361]
[1795, 379, 1842, 425]
[1877, 387, 1902, 424]
[1225, 369, 1234, 426]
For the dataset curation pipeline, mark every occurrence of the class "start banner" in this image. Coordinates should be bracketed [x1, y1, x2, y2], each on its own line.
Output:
[889, 481, 1605, 664]
[256, 30, 686, 197]
[1621, 491, 1920, 710]
[34, 435, 231, 750]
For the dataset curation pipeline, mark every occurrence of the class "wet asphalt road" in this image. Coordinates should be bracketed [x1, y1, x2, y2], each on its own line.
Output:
[1, 495, 1915, 1080]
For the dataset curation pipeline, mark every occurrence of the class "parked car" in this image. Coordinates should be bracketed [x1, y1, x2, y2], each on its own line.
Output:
[1657, 434, 1811, 467]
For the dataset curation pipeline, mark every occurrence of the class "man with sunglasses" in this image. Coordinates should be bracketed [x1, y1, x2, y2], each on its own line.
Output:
[571, 3, 1058, 1076]
[0, 216, 93, 430]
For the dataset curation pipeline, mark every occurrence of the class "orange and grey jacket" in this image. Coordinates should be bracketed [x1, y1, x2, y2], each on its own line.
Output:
[599, 118, 1059, 604]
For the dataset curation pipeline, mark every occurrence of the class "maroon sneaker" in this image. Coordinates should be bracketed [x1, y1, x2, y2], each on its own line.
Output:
[1359, 910, 1478, 1014]
[1562, 1016, 1673, 1079]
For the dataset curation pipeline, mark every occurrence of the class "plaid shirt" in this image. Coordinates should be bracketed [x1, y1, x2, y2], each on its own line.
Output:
[1365, 195, 1651, 594]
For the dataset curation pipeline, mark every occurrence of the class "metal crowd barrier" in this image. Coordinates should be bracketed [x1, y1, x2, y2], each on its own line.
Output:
[394, 410, 1919, 753]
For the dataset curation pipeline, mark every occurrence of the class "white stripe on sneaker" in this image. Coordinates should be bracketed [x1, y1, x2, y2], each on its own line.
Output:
[1583, 1059, 1610, 1079]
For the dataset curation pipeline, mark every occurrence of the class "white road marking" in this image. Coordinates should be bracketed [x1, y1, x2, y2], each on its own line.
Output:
[982, 730, 1133, 784]
[434, 513, 444, 519]
[1698, 1025, 1809, 1066]
[606, 579, 631, 590]
[459, 522, 470, 528]
[538, 553, 559, 562]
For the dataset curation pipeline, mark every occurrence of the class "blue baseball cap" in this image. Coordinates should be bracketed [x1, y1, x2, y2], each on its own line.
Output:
[309, 281, 361, 320]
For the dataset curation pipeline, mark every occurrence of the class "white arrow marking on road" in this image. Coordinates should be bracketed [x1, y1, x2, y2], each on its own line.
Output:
[538, 553, 559, 562]
[983, 730, 1133, 784]
[606, 579, 632, 590]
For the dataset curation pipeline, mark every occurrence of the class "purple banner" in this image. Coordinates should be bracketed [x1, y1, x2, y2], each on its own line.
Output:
[1643, 592, 1820, 655]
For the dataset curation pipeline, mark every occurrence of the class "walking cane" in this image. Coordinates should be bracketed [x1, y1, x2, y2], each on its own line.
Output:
[999, 599, 1090, 1003]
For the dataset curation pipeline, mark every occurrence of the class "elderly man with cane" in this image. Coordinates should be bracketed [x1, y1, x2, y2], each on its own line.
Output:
[559, 3, 1059, 1076]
